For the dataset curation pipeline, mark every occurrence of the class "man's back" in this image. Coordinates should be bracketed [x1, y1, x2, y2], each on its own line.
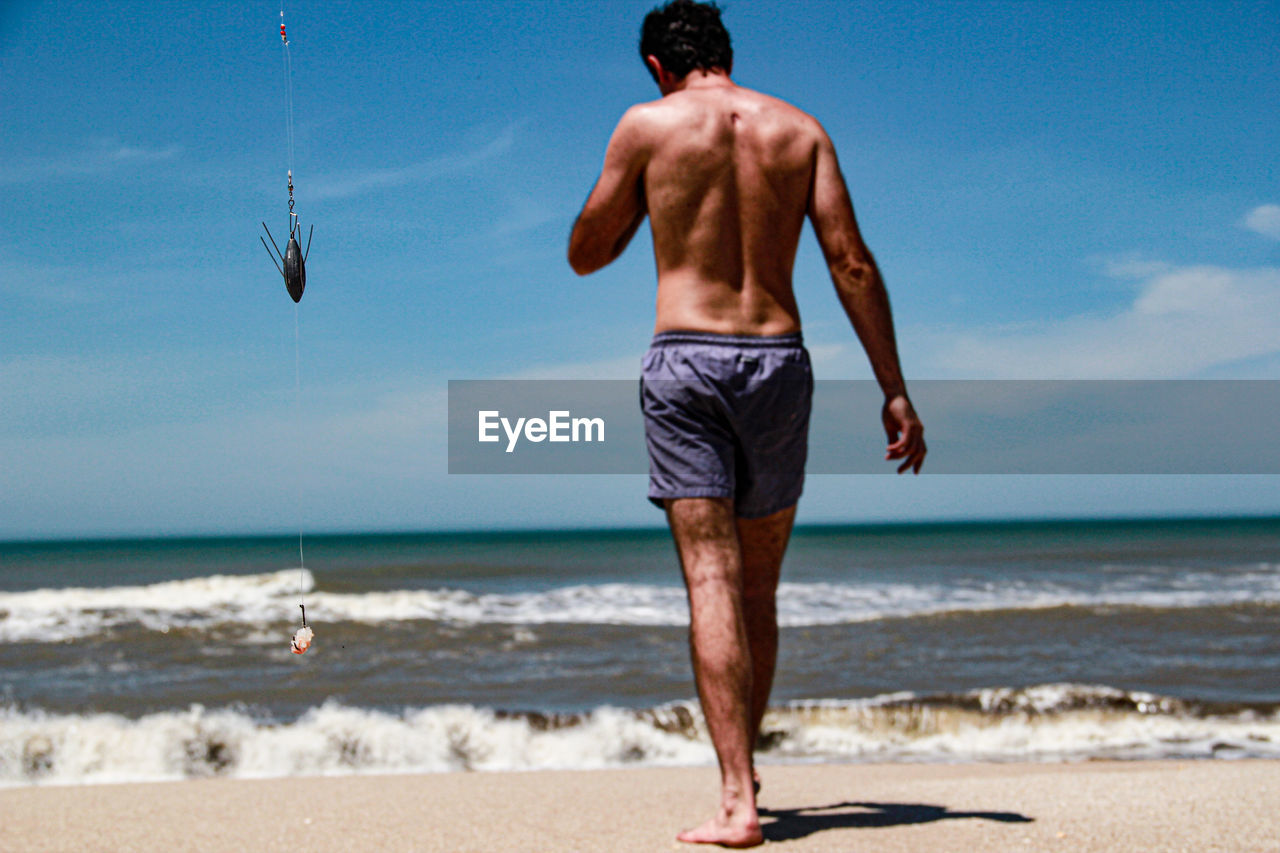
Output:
[571, 66, 919, 425]
[634, 81, 818, 335]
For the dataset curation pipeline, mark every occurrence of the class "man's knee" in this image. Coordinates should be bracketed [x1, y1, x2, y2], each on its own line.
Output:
[682, 555, 744, 602]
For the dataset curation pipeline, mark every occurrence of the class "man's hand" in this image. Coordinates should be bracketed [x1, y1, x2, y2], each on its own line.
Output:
[882, 394, 926, 474]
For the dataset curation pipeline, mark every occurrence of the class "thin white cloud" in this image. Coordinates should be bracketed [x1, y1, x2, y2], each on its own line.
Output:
[923, 263, 1280, 378]
[1099, 255, 1173, 280]
[492, 194, 561, 236]
[0, 140, 180, 184]
[310, 125, 518, 201]
[1243, 204, 1280, 241]
[108, 144, 179, 162]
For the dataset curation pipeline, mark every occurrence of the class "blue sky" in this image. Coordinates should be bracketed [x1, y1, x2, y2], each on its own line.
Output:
[2, 0, 1278, 538]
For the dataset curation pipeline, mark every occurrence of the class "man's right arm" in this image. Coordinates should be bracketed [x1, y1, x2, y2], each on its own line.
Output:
[807, 126, 926, 473]
[568, 108, 650, 276]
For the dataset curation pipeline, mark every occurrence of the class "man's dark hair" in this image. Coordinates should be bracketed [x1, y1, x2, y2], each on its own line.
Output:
[640, 0, 733, 81]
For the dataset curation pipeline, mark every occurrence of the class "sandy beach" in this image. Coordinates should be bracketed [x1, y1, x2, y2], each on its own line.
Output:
[2, 759, 1276, 852]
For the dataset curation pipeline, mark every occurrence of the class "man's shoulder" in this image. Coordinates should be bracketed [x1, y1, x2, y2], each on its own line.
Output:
[737, 85, 815, 117]
[609, 99, 677, 147]
[618, 96, 690, 129]
[758, 92, 830, 146]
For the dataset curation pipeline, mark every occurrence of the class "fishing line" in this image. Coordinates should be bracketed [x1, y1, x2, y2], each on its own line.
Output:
[275, 0, 311, 646]
[258, 0, 315, 649]
[281, 2, 298, 233]
[284, 3, 306, 623]
[294, 301, 306, 613]
[283, 20, 295, 180]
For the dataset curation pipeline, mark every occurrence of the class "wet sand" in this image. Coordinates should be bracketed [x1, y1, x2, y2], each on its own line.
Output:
[2, 760, 1276, 852]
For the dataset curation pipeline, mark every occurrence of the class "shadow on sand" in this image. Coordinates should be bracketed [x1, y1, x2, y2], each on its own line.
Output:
[759, 800, 1034, 843]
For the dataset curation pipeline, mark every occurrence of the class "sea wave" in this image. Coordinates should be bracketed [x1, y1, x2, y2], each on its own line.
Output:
[2, 568, 1279, 643]
[3, 684, 1278, 787]
[0, 569, 312, 643]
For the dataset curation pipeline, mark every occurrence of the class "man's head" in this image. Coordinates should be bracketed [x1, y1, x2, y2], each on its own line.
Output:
[640, 0, 733, 88]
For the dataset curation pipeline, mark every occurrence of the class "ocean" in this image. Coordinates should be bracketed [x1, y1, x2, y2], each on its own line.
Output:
[2, 517, 1278, 786]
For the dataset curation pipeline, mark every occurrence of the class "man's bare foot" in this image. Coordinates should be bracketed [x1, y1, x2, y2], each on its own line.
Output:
[677, 808, 763, 848]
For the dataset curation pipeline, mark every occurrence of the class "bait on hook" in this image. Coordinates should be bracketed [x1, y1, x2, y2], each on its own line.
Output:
[290, 604, 314, 654]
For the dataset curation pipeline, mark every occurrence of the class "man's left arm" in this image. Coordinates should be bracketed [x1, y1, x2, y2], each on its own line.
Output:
[568, 108, 649, 276]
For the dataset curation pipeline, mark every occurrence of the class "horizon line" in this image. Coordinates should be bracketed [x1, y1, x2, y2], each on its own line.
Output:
[3, 510, 1277, 547]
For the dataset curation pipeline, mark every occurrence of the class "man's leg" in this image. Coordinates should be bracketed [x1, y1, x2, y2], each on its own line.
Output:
[666, 497, 763, 848]
[737, 504, 797, 752]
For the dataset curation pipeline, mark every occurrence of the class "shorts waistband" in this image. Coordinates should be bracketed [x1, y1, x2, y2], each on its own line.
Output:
[650, 329, 804, 348]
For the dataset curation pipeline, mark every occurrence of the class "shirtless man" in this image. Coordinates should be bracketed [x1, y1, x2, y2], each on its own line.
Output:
[568, 1, 926, 846]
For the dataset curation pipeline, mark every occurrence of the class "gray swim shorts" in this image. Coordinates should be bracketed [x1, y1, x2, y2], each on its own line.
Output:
[640, 330, 813, 518]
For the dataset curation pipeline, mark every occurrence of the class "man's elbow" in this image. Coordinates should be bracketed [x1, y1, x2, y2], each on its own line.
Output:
[830, 254, 879, 294]
[567, 228, 602, 276]
[567, 244, 601, 276]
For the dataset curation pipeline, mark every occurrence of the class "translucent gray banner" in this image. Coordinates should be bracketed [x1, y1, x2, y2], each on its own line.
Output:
[448, 380, 1280, 474]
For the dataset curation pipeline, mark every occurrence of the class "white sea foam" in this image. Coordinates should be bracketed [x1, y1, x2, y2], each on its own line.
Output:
[2, 567, 1279, 643]
[0, 700, 713, 787]
[3, 685, 1278, 787]
[0, 570, 314, 642]
[769, 684, 1280, 763]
